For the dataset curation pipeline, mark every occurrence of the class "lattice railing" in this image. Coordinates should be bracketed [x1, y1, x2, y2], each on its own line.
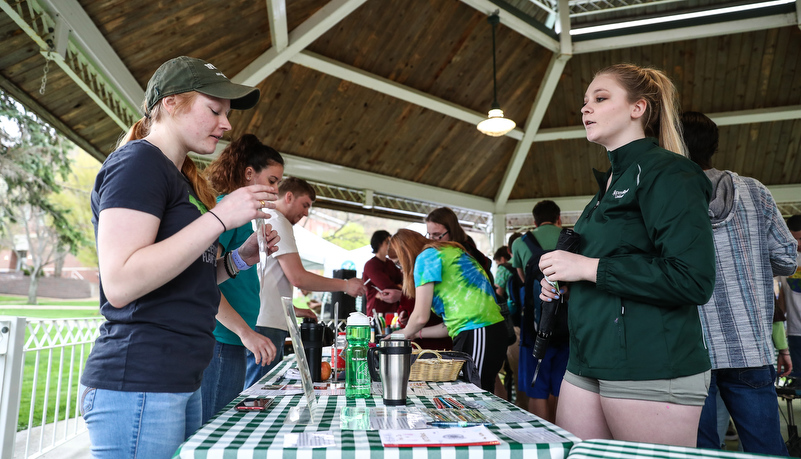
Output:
[19, 317, 102, 459]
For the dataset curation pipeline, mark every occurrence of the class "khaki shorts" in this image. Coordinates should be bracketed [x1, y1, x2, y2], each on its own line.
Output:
[563, 370, 710, 406]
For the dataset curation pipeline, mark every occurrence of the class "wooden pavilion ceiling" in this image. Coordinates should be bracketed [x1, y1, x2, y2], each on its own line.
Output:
[1, 0, 800, 239]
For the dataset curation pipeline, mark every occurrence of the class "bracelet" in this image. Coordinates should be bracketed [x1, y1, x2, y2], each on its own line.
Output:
[779, 350, 790, 355]
[230, 248, 251, 271]
[207, 210, 227, 233]
[418, 329, 423, 340]
[222, 251, 238, 279]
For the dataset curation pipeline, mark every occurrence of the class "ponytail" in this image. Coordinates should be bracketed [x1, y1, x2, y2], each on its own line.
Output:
[206, 133, 284, 195]
[183, 157, 217, 211]
[648, 69, 687, 157]
[118, 116, 151, 148]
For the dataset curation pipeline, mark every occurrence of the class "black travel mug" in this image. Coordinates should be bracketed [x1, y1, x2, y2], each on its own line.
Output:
[300, 318, 324, 382]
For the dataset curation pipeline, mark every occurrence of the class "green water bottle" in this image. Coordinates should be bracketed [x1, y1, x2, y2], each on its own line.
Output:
[345, 312, 371, 398]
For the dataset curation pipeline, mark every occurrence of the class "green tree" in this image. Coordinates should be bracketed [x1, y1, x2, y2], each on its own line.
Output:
[323, 222, 369, 250]
[0, 90, 88, 303]
[50, 150, 100, 270]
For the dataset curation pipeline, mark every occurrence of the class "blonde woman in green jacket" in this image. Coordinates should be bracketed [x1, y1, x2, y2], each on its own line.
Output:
[538, 64, 715, 447]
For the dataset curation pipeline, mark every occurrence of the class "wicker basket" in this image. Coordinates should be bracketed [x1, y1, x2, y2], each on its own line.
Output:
[409, 342, 464, 382]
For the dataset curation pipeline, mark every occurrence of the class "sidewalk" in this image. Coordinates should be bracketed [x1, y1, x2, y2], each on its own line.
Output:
[14, 419, 90, 459]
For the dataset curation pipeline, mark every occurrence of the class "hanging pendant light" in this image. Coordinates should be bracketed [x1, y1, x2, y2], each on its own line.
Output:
[477, 12, 516, 137]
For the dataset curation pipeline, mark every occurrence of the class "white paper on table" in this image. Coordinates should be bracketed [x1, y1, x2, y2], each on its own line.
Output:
[447, 383, 484, 393]
[498, 427, 567, 444]
[284, 368, 301, 379]
[379, 425, 500, 447]
[482, 410, 539, 423]
[283, 431, 337, 448]
[369, 407, 430, 430]
[240, 384, 302, 397]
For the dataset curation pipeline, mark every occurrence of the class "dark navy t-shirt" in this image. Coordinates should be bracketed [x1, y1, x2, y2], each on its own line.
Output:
[82, 140, 220, 393]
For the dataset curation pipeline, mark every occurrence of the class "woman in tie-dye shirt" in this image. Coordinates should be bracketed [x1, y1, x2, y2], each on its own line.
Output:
[391, 229, 506, 392]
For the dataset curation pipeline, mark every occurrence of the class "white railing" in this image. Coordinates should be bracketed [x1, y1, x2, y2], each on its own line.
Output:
[0, 316, 101, 459]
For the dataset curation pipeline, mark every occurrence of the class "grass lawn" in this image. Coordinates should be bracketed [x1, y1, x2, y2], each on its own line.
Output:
[0, 294, 98, 307]
[0, 305, 101, 431]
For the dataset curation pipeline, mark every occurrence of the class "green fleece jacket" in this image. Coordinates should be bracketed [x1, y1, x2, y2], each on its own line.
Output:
[569, 138, 715, 381]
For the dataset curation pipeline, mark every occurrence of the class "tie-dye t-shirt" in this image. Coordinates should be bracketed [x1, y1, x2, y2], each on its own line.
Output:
[414, 246, 504, 338]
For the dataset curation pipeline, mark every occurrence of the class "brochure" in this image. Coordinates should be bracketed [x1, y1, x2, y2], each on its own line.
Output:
[379, 425, 500, 447]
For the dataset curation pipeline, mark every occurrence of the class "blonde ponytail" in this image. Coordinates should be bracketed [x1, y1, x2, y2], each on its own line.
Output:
[648, 69, 687, 157]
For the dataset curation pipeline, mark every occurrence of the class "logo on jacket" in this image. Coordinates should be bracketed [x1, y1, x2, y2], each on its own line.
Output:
[612, 188, 629, 199]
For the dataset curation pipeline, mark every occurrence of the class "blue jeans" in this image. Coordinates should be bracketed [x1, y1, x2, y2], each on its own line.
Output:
[201, 341, 246, 424]
[697, 365, 787, 455]
[244, 326, 287, 389]
[79, 384, 201, 459]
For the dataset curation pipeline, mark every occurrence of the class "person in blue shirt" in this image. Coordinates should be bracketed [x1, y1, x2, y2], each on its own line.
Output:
[80, 57, 279, 459]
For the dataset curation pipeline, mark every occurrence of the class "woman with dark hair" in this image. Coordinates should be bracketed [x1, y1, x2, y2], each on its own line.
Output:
[539, 64, 715, 446]
[200, 134, 285, 423]
[391, 229, 506, 392]
[80, 56, 280, 458]
[425, 207, 493, 284]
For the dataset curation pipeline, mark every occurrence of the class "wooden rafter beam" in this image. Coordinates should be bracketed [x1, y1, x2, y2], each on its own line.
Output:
[289, 51, 524, 140]
[266, 0, 288, 52]
[494, 0, 572, 209]
[573, 13, 796, 53]
[459, 0, 561, 53]
[38, 0, 143, 112]
[233, 0, 367, 86]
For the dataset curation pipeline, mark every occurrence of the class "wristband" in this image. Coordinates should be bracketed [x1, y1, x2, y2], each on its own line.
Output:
[223, 251, 238, 279]
[418, 329, 423, 340]
[231, 248, 251, 271]
[779, 350, 790, 355]
[207, 210, 227, 232]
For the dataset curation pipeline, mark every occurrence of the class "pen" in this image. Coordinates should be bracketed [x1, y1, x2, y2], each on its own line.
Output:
[446, 397, 464, 409]
[437, 397, 452, 408]
[426, 421, 491, 428]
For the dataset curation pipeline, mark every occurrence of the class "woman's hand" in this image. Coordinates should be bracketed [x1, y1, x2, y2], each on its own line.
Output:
[240, 329, 277, 367]
[538, 250, 599, 284]
[212, 184, 278, 230]
[238, 223, 279, 266]
[539, 277, 568, 303]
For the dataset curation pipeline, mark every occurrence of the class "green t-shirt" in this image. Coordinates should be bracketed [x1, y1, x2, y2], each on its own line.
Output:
[414, 246, 504, 338]
[511, 224, 562, 270]
[495, 263, 513, 291]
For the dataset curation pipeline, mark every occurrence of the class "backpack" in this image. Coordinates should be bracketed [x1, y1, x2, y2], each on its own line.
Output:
[519, 231, 569, 348]
[501, 263, 524, 326]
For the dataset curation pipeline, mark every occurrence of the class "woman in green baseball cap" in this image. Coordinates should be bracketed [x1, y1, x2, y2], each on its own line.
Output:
[79, 56, 278, 459]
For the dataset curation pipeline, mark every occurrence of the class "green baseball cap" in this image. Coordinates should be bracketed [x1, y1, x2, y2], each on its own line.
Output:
[144, 56, 260, 114]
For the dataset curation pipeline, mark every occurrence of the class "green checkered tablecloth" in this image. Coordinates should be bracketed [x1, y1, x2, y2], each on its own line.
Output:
[173, 355, 579, 458]
[567, 439, 786, 459]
